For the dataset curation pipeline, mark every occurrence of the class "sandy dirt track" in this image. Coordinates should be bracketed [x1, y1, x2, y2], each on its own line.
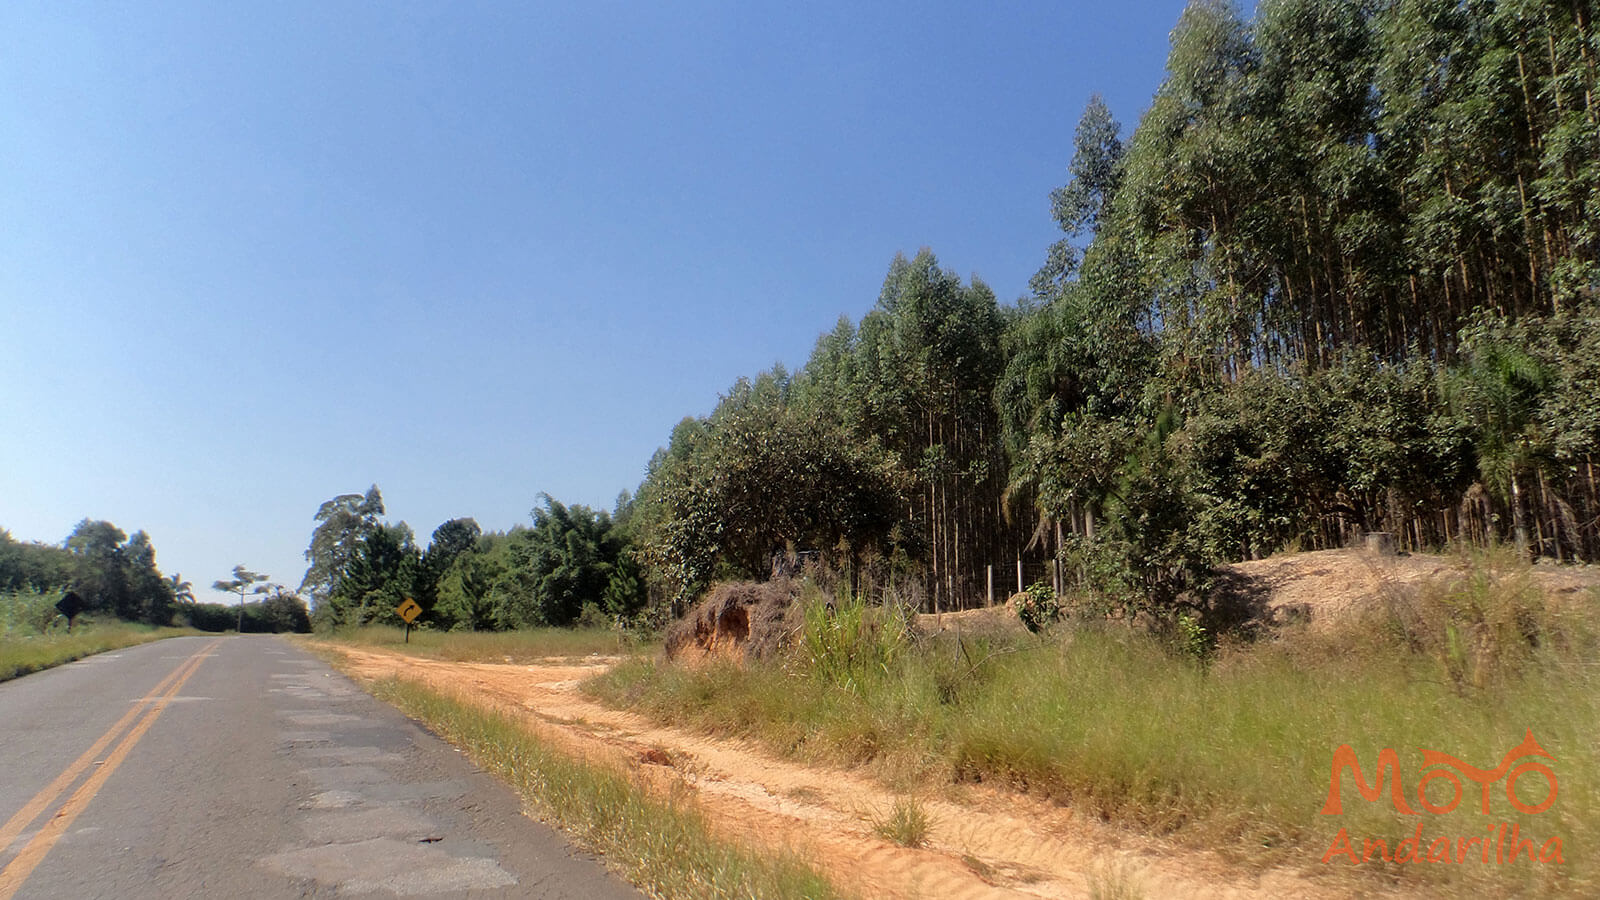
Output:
[330, 646, 1376, 900]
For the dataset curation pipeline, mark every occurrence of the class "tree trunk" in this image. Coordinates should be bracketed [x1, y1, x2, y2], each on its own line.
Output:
[1511, 471, 1531, 557]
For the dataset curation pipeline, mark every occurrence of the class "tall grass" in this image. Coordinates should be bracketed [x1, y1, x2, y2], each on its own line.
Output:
[0, 619, 197, 682]
[589, 556, 1599, 896]
[370, 676, 848, 900]
[317, 624, 650, 663]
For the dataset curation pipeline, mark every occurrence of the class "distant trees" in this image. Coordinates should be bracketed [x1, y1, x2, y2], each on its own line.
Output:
[320, 523, 420, 628]
[302, 489, 648, 631]
[0, 529, 72, 594]
[256, 585, 313, 633]
[496, 496, 641, 627]
[183, 582, 311, 634]
[63, 520, 175, 625]
[1, 521, 178, 628]
[167, 573, 195, 605]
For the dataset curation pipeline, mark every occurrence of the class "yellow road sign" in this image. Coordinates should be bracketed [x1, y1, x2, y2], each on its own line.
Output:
[396, 597, 422, 624]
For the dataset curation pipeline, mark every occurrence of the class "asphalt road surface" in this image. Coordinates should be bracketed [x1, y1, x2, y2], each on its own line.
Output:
[0, 635, 644, 899]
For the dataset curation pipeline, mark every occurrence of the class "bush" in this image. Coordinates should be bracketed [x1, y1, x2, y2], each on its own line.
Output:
[0, 589, 66, 636]
[1013, 580, 1060, 633]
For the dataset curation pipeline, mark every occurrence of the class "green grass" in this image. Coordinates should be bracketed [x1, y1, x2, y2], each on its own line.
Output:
[314, 624, 653, 663]
[0, 621, 199, 682]
[869, 796, 932, 848]
[588, 561, 1600, 896]
[367, 675, 849, 900]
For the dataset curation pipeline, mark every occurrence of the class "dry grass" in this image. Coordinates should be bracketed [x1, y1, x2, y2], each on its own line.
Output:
[0, 621, 197, 682]
[366, 675, 849, 900]
[589, 552, 1600, 896]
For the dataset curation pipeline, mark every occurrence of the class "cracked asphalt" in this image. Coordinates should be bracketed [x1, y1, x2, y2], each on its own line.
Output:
[0, 635, 643, 899]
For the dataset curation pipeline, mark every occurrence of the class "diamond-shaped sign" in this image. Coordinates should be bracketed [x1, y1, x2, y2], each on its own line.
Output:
[56, 591, 86, 620]
[396, 597, 423, 624]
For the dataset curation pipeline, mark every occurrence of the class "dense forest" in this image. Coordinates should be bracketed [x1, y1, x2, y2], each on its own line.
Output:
[300, 0, 1596, 632]
[626, 0, 1600, 617]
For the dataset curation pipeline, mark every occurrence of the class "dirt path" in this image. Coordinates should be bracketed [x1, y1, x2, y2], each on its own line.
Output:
[328, 647, 1386, 900]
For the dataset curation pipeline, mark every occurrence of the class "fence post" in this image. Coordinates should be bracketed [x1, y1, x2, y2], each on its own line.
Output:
[986, 564, 993, 607]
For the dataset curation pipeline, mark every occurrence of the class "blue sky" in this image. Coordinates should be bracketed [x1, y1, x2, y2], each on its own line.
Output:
[2, 2, 1186, 601]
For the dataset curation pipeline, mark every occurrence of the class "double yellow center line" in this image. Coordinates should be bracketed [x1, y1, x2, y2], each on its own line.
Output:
[0, 638, 222, 899]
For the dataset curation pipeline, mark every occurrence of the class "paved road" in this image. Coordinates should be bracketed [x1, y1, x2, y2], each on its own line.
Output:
[0, 635, 643, 899]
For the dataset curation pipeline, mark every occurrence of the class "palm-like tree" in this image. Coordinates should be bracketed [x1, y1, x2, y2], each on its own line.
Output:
[167, 573, 195, 604]
[1449, 325, 1552, 555]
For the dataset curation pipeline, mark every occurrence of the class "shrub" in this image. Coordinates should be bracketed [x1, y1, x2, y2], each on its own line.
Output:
[870, 796, 933, 848]
[1014, 580, 1060, 633]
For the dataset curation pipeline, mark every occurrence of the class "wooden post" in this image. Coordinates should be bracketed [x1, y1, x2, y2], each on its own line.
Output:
[1016, 558, 1023, 594]
[986, 565, 993, 607]
[1052, 558, 1060, 596]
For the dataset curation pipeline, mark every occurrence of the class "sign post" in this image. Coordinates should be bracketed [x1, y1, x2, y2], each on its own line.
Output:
[395, 597, 422, 643]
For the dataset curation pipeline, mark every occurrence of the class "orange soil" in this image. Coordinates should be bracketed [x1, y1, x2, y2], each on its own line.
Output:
[330, 647, 1391, 900]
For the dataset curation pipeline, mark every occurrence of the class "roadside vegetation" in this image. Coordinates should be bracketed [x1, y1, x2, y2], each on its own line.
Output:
[0, 526, 311, 638]
[590, 554, 1599, 896]
[369, 675, 848, 900]
[0, 609, 197, 683]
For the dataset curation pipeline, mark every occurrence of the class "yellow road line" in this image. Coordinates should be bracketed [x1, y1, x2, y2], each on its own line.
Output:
[0, 638, 220, 899]
[0, 641, 208, 855]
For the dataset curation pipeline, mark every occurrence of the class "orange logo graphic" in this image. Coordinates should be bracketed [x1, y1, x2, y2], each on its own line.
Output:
[1319, 730, 1564, 866]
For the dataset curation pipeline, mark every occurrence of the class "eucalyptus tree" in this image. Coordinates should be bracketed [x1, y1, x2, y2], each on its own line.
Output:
[300, 486, 384, 610]
[1031, 94, 1125, 303]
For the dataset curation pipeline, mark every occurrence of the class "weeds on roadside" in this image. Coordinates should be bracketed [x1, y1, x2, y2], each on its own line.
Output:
[869, 796, 933, 848]
[1379, 545, 1597, 692]
[800, 585, 911, 694]
[1086, 858, 1146, 900]
[0, 619, 196, 682]
[369, 677, 848, 900]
